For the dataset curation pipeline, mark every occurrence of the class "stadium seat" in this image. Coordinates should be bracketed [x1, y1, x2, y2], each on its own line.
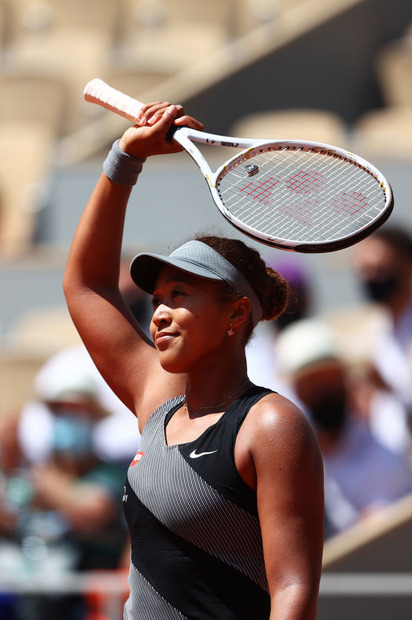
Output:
[352, 106, 412, 159]
[0, 71, 67, 255]
[5, 0, 124, 133]
[117, 0, 233, 70]
[0, 70, 68, 135]
[0, 0, 8, 51]
[7, 33, 110, 133]
[10, 0, 122, 46]
[233, 0, 302, 37]
[229, 109, 348, 146]
[105, 63, 175, 101]
[0, 352, 44, 410]
[6, 305, 82, 359]
[375, 39, 412, 108]
[0, 0, 20, 53]
[0, 122, 52, 256]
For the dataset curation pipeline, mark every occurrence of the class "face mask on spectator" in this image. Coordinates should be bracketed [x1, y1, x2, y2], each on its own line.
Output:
[361, 273, 401, 303]
[309, 392, 347, 434]
[52, 412, 94, 458]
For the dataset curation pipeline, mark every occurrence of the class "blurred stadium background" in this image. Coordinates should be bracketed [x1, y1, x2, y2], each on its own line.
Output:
[1, 0, 412, 617]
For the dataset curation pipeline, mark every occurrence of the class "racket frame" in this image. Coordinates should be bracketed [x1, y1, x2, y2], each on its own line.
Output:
[172, 127, 393, 252]
[84, 78, 394, 253]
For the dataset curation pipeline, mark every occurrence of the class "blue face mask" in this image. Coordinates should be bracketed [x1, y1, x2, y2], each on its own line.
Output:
[52, 412, 94, 458]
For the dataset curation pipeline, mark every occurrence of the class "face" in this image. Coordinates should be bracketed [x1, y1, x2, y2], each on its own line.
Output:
[150, 265, 234, 374]
[354, 237, 397, 278]
[353, 236, 407, 303]
[295, 360, 346, 410]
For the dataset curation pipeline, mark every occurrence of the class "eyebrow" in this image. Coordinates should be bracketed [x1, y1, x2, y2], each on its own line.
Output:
[152, 272, 194, 294]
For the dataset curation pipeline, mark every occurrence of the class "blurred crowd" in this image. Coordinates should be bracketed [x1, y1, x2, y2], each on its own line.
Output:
[248, 224, 412, 537]
[0, 258, 148, 620]
[1, 224, 412, 618]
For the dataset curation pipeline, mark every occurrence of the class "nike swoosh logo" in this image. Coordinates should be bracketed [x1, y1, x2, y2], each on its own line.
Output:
[189, 449, 218, 459]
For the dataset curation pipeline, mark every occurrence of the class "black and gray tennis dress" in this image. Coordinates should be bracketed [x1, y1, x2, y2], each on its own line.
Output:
[123, 385, 272, 619]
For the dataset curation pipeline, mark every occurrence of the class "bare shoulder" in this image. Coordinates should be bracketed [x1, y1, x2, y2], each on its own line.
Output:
[248, 392, 315, 445]
[238, 391, 322, 476]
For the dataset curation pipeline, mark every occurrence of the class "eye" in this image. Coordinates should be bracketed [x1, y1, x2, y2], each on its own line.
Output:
[171, 288, 185, 298]
[152, 295, 161, 309]
[152, 284, 188, 309]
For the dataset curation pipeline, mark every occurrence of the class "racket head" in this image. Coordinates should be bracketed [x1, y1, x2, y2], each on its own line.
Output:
[209, 139, 393, 253]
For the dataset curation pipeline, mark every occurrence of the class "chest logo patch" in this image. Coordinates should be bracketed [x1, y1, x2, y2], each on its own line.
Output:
[189, 449, 218, 459]
[131, 451, 145, 466]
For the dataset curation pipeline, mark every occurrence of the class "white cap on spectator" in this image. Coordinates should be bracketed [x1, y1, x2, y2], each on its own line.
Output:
[276, 318, 341, 376]
[36, 372, 109, 418]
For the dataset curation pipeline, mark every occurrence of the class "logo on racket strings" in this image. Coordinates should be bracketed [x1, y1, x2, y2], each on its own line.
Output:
[238, 177, 280, 203]
[285, 171, 326, 194]
[333, 192, 369, 216]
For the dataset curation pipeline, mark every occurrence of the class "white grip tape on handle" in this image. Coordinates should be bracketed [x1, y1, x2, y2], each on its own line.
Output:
[83, 78, 144, 123]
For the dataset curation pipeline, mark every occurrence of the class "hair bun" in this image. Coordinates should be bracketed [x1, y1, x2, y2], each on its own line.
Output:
[262, 267, 289, 321]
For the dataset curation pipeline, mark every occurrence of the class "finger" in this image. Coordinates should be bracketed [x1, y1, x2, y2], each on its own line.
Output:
[137, 102, 171, 125]
[171, 104, 184, 118]
[135, 102, 164, 124]
[147, 105, 191, 128]
[148, 103, 185, 124]
[153, 104, 178, 133]
[174, 114, 204, 131]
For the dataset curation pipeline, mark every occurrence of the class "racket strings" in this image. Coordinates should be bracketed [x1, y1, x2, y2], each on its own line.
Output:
[217, 147, 386, 244]
[224, 149, 381, 237]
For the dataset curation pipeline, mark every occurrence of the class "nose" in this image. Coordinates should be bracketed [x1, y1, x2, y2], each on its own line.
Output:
[152, 304, 172, 327]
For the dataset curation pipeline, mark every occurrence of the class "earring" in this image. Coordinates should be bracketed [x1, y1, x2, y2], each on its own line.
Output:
[227, 324, 234, 337]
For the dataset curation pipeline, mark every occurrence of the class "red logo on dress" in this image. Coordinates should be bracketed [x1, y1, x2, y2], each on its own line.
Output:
[131, 451, 145, 466]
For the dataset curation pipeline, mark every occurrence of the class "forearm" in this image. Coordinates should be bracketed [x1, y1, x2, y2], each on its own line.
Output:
[35, 474, 116, 532]
[270, 583, 319, 620]
[63, 173, 132, 301]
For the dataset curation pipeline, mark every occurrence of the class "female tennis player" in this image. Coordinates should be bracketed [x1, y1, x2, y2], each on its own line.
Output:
[63, 102, 324, 619]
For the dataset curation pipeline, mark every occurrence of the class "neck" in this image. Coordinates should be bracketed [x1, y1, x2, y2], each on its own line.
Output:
[184, 374, 251, 417]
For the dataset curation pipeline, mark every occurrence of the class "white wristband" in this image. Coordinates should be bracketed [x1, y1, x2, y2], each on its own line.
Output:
[103, 139, 145, 186]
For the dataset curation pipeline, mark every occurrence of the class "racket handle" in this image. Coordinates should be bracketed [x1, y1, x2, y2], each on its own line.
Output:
[84, 78, 144, 124]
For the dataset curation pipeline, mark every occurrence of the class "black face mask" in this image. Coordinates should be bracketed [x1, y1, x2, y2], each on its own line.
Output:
[309, 393, 347, 433]
[361, 274, 400, 303]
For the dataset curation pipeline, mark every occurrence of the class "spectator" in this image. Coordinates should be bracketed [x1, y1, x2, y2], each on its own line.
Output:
[352, 226, 412, 411]
[18, 344, 141, 468]
[0, 372, 128, 620]
[276, 318, 412, 538]
[32, 372, 127, 569]
[17, 255, 148, 469]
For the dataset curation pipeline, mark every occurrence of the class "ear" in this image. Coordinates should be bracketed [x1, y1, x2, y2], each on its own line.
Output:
[229, 296, 252, 331]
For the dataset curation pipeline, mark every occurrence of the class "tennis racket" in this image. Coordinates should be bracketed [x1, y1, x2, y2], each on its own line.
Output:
[84, 78, 393, 253]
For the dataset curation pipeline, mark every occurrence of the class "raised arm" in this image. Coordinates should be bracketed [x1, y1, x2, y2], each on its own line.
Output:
[63, 105, 203, 426]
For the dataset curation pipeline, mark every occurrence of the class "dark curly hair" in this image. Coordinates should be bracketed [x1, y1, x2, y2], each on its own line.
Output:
[195, 235, 289, 327]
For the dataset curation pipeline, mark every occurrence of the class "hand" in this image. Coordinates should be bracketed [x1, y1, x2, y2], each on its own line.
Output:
[32, 463, 73, 507]
[119, 103, 203, 160]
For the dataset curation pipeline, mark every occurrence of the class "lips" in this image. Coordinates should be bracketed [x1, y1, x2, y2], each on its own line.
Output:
[154, 331, 178, 349]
